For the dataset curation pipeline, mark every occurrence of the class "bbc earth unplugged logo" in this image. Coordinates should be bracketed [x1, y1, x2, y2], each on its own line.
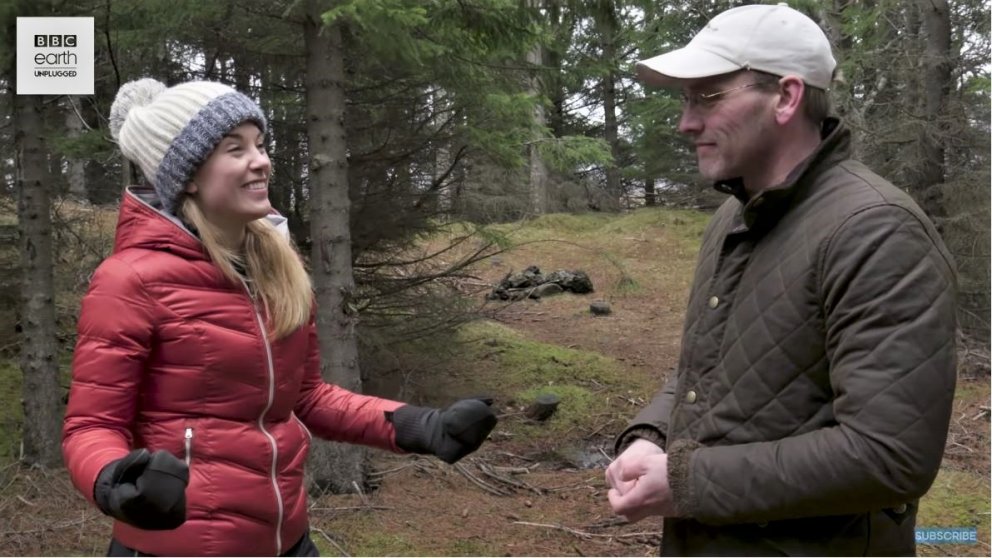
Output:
[16, 17, 94, 95]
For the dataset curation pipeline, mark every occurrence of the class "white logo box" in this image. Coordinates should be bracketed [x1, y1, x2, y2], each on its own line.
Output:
[16, 17, 94, 95]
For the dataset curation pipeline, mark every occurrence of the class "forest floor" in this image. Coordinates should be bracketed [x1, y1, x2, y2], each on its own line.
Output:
[0, 209, 988, 556]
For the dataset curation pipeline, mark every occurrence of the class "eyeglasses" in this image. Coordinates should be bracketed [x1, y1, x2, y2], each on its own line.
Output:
[680, 82, 764, 111]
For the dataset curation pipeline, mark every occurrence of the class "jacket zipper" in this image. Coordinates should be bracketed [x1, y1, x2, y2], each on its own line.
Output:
[184, 427, 193, 467]
[241, 278, 284, 556]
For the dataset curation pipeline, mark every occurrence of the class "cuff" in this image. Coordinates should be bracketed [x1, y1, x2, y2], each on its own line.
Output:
[613, 424, 666, 456]
[667, 438, 702, 517]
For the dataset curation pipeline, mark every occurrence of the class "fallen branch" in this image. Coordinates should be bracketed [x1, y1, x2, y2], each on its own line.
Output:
[513, 520, 660, 541]
[542, 479, 600, 493]
[490, 466, 536, 475]
[495, 450, 534, 462]
[368, 462, 416, 479]
[310, 506, 394, 512]
[453, 462, 511, 496]
[477, 463, 544, 496]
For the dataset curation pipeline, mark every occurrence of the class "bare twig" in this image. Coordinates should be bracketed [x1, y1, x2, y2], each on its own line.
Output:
[310, 506, 394, 512]
[311, 527, 350, 557]
[542, 478, 601, 492]
[453, 462, 511, 496]
[477, 463, 544, 496]
[368, 462, 416, 479]
[351, 481, 370, 507]
[513, 520, 660, 541]
[490, 466, 535, 475]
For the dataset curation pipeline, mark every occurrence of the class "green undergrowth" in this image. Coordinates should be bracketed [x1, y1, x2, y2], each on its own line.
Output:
[501, 207, 709, 249]
[447, 320, 652, 444]
[0, 355, 73, 462]
[917, 467, 991, 556]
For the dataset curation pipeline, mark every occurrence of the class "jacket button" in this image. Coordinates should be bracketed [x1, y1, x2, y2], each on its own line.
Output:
[685, 390, 697, 404]
[708, 296, 719, 308]
[893, 503, 907, 514]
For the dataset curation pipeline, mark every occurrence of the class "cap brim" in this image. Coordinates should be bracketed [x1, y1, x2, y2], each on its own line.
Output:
[635, 47, 742, 88]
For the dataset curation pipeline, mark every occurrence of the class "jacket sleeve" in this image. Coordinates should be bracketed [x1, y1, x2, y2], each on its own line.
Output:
[294, 318, 403, 452]
[62, 257, 155, 506]
[614, 376, 678, 454]
[669, 204, 957, 524]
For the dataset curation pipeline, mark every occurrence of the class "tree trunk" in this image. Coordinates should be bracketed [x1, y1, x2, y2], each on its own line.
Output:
[14, 90, 62, 467]
[914, 0, 951, 223]
[64, 96, 87, 200]
[303, 0, 368, 494]
[526, 0, 548, 215]
[644, 177, 656, 207]
[596, 0, 621, 209]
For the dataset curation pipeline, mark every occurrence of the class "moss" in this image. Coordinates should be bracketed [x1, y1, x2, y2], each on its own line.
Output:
[445, 321, 651, 445]
[513, 384, 597, 438]
[343, 530, 419, 556]
[917, 468, 991, 556]
[918, 468, 990, 527]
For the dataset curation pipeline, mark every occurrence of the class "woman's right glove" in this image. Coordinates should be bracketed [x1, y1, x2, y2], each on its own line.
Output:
[387, 398, 498, 464]
[93, 448, 189, 530]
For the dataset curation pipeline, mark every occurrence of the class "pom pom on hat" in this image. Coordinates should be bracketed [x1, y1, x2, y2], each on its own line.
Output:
[110, 78, 267, 214]
[109, 78, 166, 140]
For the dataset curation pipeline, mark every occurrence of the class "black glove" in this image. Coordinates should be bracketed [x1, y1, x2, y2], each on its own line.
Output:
[94, 448, 189, 530]
[388, 398, 498, 464]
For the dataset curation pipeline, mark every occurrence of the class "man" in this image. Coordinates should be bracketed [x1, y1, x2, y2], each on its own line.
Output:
[606, 4, 957, 556]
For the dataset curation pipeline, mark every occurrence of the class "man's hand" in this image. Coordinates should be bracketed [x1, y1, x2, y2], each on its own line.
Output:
[606, 438, 665, 497]
[605, 439, 677, 522]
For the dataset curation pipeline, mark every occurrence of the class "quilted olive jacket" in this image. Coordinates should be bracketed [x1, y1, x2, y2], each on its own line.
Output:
[617, 120, 957, 556]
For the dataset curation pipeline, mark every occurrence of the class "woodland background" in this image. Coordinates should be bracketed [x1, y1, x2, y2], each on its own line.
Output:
[0, 1, 988, 554]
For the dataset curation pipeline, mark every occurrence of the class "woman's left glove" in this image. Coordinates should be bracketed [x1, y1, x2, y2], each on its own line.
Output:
[387, 398, 498, 464]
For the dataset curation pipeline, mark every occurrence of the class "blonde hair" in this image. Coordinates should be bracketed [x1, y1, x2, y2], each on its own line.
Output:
[179, 197, 313, 339]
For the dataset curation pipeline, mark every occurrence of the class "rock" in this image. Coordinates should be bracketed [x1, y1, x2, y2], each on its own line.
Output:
[487, 266, 594, 300]
[544, 269, 594, 293]
[525, 393, 561, 421]
[590, 301, 612, 316]
[530, 283, 564, 299]
[508, 289, 530, 301]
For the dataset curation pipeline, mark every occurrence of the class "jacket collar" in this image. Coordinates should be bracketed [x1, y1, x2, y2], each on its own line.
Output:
[716, 118, 849, 234]
[115, 186, 293, 258]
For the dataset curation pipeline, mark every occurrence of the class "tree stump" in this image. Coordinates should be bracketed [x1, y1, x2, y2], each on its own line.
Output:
[590, 301, 612, 316]
[524, 393, 560, 421]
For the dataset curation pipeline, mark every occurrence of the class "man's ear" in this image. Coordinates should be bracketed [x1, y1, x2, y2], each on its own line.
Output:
[185, 181, 198, 194]
[774, 75, 805, 126]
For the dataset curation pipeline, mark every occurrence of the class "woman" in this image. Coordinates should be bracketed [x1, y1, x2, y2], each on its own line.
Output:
[63, 78, 496, 557]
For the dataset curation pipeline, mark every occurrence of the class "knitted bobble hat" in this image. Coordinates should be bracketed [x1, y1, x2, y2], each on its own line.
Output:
[109, 78, 267, 214]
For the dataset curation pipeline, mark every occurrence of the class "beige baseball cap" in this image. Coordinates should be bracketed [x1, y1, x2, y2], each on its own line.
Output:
[636, 3, 836, 90]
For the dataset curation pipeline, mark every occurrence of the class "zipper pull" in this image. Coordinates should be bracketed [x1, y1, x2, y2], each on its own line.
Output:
[184, 427, 193, 466]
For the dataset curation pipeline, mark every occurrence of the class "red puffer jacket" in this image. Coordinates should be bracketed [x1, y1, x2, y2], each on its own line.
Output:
[63, 187, 403, 556]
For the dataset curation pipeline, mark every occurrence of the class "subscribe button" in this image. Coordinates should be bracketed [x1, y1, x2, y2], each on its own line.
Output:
[16, 17, 94, 95]
[915, 527, 979, 545]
